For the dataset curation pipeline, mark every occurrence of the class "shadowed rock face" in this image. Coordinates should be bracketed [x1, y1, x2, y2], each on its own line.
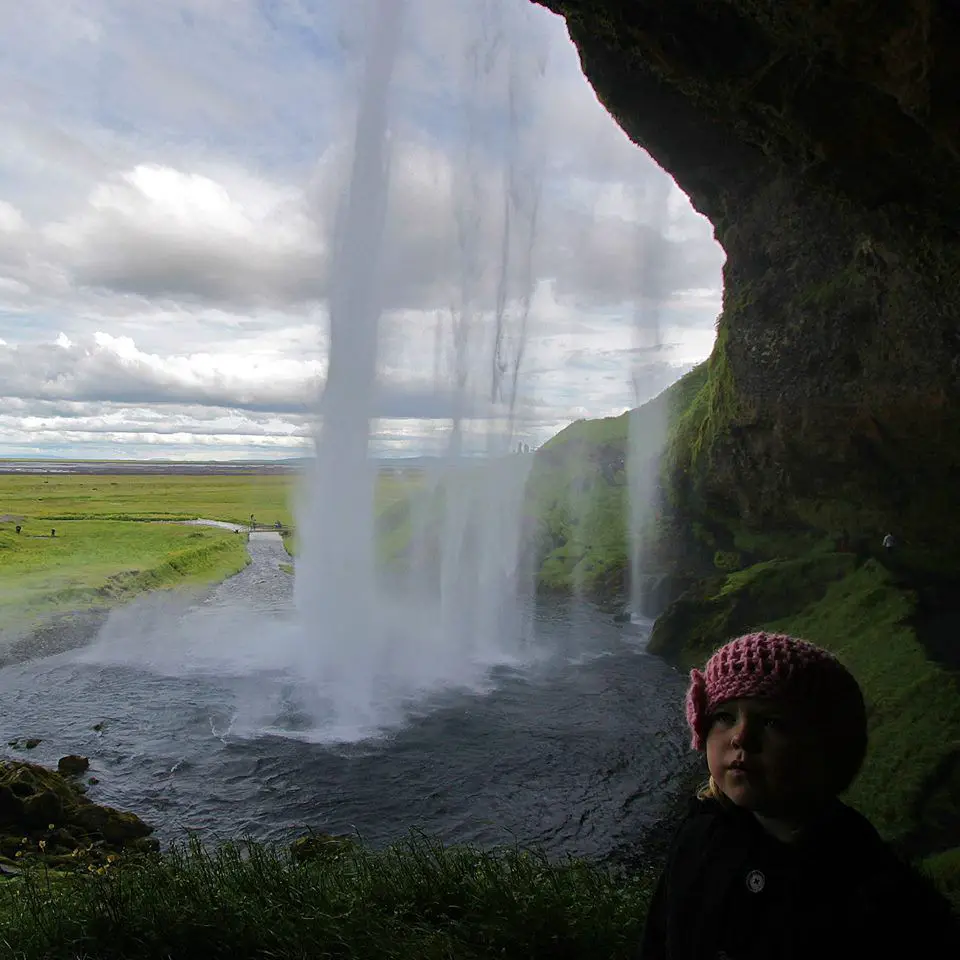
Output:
[534, 0, 960, 573]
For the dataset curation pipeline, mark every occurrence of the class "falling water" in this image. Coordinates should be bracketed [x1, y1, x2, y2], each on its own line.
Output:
[292, 0, 406, 731]
[627, 181, 671, 621]
[292, 0, 547, 738]
[407, 0, 545, 667]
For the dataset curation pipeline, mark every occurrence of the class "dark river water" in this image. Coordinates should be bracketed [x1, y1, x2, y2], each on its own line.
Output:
[0, 533, 694, 861]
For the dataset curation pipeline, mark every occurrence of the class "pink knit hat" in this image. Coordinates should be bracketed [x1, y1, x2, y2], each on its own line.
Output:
[685, 632, 867, 790]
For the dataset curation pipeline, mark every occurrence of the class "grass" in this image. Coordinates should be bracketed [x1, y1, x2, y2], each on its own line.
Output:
[522, 362, 714, 597]
[0, 470, 424, 625]
[0, 474, 295, 527]
[925, 846, 960, 911]
[0, 473, 421, 529]
[0, 520, 250, 628]
[0, 835, 655, 960]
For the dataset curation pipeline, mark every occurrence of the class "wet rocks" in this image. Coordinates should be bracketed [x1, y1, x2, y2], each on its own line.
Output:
[57, 755, 90, 777]
[289, 833, 358, 864]
[0, 760, 157, 868]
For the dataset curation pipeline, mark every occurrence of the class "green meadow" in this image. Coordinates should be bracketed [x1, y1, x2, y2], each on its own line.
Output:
[0, 469, 419, 631]
[0, 520, 249, 628]
[0, 473, 293, 527]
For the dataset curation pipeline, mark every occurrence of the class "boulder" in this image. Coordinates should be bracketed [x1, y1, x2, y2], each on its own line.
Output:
[57, 755, 90, 777]
[289, 833, 358, 864]
[0, 760, 156, 864]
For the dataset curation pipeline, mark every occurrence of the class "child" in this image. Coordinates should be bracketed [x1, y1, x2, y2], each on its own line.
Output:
[640, 631, 959, 959]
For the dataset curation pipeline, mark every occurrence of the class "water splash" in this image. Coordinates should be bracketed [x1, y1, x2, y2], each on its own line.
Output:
[627, 180, 672, 621]
[291, 0, 548, 738]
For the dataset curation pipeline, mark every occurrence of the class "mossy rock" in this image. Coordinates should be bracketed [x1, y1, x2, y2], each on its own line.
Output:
[924, 847, 960, 911]
[0, 760, 157, 864]
[289, 833, 358, 864]
[648, 552, 857, 669]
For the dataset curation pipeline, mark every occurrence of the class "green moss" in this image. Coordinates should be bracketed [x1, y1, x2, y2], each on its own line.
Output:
[924, 846, 960, 910]
[767, 563, 960, 846]
[713, 550, 742, 571]
[0, 760, 157, 869]
[665, 325, 738, 481]
[648, 553, 856, 667]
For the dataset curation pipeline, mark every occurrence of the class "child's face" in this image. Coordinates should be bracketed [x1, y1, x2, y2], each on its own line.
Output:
[705, 697, 831, 819]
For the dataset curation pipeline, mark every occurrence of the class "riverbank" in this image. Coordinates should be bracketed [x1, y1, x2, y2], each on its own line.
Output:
[0, 519, 251, 665]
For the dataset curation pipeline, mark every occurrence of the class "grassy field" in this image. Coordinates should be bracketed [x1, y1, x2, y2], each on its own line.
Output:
[1, 474, 294, 527]
[0, 470, 422, 630]
[0, 472, 420, 528]
[0, 520, 250, 627]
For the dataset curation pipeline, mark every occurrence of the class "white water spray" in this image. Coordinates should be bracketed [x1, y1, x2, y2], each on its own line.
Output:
[627, 180, 672, 621]
[292, 0, 407, 732]
[291, 0, 549, 738]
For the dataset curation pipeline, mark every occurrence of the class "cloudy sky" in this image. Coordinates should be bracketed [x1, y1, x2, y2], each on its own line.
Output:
[0, 0, 724, 460]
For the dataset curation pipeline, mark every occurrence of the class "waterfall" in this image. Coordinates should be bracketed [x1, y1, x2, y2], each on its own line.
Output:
[292, 0, 548, 738]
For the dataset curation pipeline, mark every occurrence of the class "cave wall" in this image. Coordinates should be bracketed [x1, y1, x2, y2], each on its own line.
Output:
[535, 0, 960, 573]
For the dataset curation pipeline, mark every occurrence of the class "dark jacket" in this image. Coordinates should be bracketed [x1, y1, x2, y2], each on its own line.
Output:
[640, 796, 959, 960]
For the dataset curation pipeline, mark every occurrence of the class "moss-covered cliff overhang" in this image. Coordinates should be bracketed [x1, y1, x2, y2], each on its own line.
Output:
[534, 0, 960, 575]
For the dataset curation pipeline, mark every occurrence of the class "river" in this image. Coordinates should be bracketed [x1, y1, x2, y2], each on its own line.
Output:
[0, 532, 696, 861]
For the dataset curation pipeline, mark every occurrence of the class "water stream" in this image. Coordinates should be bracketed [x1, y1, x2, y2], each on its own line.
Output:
[0, 535, 692, 860]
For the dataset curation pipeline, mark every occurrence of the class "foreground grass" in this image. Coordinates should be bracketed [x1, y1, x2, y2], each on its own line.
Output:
[0, 520, 250, 627]
[0, 836, 653, 960]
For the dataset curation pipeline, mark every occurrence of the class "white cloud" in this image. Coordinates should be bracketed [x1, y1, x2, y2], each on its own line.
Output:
[0, 0, 723, 458]
[45, 163, 326, 306]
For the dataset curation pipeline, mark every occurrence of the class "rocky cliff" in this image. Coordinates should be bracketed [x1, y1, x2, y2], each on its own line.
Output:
[532, 0, 960, 858]
[534, 0, 960, 580]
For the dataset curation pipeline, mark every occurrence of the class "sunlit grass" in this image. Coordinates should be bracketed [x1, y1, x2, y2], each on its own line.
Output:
[0, 520, 250, 627]
[0, 471, 422, 528]
[0, 470, 425, 628]
[0, 474, 294, 527]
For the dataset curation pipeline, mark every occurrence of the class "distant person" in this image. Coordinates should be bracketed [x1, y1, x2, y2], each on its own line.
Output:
[50, 528, 56, 537]
[15, 525, 20, 534]
[639, 632, 959, 959]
